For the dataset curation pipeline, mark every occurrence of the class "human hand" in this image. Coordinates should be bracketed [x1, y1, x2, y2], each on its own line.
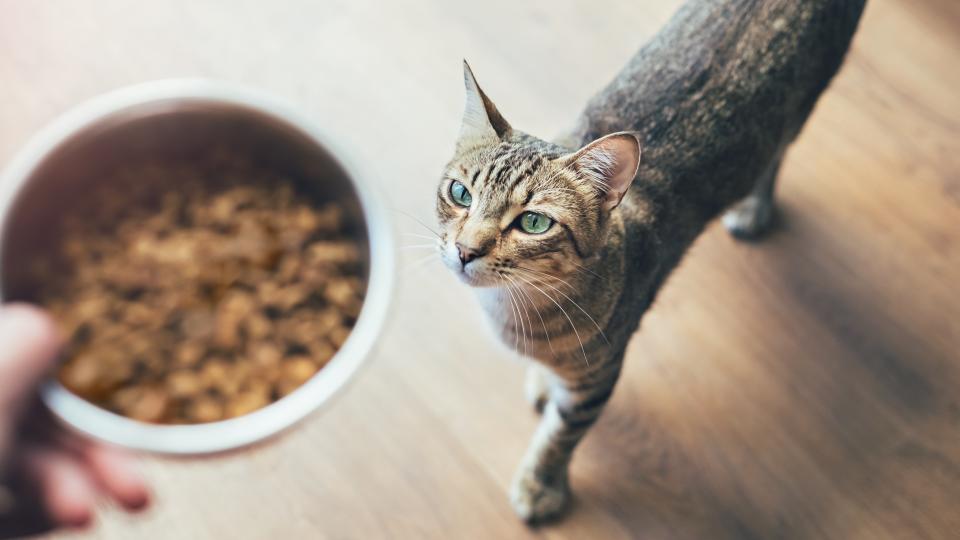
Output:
[0, 304, 150, 537]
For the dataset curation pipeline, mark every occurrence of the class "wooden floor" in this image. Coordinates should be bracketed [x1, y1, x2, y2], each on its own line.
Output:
[2, 0, 958, 538]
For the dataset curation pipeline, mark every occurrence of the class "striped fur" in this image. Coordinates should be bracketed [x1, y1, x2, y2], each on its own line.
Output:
[436, 0, 865, 524]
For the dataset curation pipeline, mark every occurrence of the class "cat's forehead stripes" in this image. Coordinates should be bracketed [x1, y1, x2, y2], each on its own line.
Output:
[469, 143, 545, 195]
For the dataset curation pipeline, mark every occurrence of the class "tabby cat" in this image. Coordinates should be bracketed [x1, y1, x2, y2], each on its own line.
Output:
[435, 0, 866, 523]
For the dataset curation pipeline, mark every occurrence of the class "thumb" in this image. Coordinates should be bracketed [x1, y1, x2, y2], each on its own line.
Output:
[0, 304, 62, 412]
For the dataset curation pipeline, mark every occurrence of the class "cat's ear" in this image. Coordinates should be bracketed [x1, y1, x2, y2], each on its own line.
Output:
[459, 60, 512, 145]
[560, 132, 642, 211]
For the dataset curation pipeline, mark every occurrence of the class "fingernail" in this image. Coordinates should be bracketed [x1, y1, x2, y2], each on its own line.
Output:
[66, 510, 93, 529]
[126, 489, 151, 511]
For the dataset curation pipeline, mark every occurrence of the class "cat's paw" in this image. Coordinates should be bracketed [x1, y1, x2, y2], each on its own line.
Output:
[510, 471, 570, 524]
[524, 365, 549, 414]
[723, 195, 775, 240]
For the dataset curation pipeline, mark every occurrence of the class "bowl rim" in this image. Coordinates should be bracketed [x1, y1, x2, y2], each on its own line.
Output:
[0, 79, 396, 454]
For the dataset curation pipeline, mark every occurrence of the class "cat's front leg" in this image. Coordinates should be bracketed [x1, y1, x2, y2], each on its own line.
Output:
[511, 358, 623, 523]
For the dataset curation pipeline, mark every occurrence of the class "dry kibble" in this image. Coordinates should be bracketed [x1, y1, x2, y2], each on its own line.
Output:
[215, 363, 250, 396]
[329, 325, 351, 348]
[313, 206, 341, 232]
[251, 342, 283, 370]
[113, 385, 169, 423]
[59, 352, 103, 395]
[244, 313, 273, 341]
[125, 334, 153, 358]
[256, 281, 280, 304]
[41, 155, 363, 424]
[226, 388, 271, 418]
[122, 302, 157, 328]
[175, 341, 206, 367]
[200, 359, 230, 390]
[307, 340, 336, 365]
[243, 379, 272, 398]
[324, 279, 356, 308]
[180, 309, 215, 340]
[74, 296, 109, 320]
[166, 370, 203, 398]
[276, 254, 302, 283]
[214, 291, 255, 349]
[292, 205, 321, 232]
[210, 193, 238, 223]
[278, 314, 320, 346]
[264, 284, 310, 311]
[187, 396, 224, 423]
[314, 309, 342, 336]
[276, 380, 301, 398]
[282, 357, 319, 386]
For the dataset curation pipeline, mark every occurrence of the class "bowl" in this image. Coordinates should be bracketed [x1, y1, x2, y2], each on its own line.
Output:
[0, 80, 395, 454]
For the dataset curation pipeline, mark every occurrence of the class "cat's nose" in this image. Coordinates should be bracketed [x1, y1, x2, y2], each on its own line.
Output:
[456, 242, 484, 266]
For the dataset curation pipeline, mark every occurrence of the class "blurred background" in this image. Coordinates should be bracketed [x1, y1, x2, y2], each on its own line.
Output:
[1, 0, 958, 538]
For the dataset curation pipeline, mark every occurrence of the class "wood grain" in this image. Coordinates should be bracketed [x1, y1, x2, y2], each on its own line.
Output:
[0, 0, 957, 538]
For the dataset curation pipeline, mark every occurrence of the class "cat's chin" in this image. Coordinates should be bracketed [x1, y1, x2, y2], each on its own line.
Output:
[454, 268, 501, 288]
[441, 258, 499, 287]
[439, 252, 494, 287]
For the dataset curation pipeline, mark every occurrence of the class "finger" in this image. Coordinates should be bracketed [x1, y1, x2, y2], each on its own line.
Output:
[36, 428, 150, 512]
[80, 442, 150, 511]
[0, 304, 61, 410]
[21, 445, 95, 528]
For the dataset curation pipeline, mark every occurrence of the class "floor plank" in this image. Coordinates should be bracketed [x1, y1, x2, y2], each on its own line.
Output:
[0, 0, 956, 538]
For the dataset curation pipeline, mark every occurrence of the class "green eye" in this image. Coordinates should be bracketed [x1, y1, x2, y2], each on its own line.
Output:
[519, 212, 553, 234]
[449, 180, 472, 207]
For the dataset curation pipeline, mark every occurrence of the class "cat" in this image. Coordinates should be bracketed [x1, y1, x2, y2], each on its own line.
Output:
[435, 0, 866, 523]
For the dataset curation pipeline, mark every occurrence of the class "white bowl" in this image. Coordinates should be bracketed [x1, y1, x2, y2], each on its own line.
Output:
[0, 80, 395, 454]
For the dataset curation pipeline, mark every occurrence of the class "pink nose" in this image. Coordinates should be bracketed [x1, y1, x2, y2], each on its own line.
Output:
[456, 243, 483, 266]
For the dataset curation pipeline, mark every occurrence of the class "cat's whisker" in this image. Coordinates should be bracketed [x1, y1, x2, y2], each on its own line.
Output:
[504, 277, 531, 359]
[402, 232, 442, 242]
[518, 257, 602, 283]
[513, 265, 576, 292]
[569, 261, 603, 280]
[512, 267, 610, 346]
[400, 243, 440, 250]
[506, 274, 556, 358]
[511, 268, 578, 298]
[391, 208, 441, 238]
[513, 273, 565, 292]
[504, 274, 538, 360]
[504, 280, 519, 354]
[515, 265, 571, 284]
[499, 275, 522, 355]
[512, 272, 590, 366]
[507, 284, 527, 356]
[517, 282, 535, 359]
[511, 282, 529, 361]
[495, 275, 512, 349]
[403, 252, 440, 276]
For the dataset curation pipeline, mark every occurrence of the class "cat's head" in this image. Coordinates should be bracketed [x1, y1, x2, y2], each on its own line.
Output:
[436, 62, 642, 288]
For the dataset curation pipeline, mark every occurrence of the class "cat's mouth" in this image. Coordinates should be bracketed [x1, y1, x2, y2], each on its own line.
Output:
[440, 242, 500, 288]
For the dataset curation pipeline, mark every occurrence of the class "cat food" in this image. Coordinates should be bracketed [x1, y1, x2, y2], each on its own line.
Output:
[37, 153, 365, 424]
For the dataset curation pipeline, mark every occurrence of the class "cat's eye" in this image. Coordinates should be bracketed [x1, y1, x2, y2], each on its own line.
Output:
[449, 180, 472, 207]
[518, 211, 553, 234]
